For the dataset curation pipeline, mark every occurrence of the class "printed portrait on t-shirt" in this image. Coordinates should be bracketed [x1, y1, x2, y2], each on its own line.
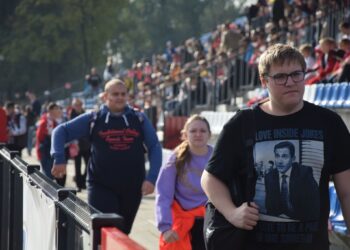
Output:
[253, 128, 323, 223]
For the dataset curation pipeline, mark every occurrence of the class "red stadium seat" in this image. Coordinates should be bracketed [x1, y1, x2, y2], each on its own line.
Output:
[163, 116, 188, 149]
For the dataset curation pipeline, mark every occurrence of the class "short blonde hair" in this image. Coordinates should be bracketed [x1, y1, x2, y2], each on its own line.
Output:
[72, 98, 83, 106]
[319, 37, 335, 47]
[299, 43, 313, 54]
[104, 78, 126, 92]
[258, 44, 306, 77]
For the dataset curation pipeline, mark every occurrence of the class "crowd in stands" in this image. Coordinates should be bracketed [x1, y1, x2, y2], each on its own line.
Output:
[75, 0, 349, 119]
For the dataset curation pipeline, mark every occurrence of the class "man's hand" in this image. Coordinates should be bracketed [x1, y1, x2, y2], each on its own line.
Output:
[141, 180, 154, 195]
[51, 164, 67, 178]
[224, 202, 259, 230]
[162, 229, 179, 243]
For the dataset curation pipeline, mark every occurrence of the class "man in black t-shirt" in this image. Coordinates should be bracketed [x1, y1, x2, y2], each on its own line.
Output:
[26, 91, 41, 119]
[201, 44, 350, 250]
[85, 67, 102, 97]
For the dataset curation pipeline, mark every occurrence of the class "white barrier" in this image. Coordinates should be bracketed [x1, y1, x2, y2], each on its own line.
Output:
[200, 111, 236, 135]
[23, 179, 56, 250]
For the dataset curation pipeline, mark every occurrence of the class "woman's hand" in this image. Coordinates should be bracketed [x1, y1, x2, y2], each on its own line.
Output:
[162, 229, 179, 243]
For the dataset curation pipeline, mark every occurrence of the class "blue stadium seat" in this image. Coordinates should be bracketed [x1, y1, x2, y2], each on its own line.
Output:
[329, 182, 348, 235]
[329, 182, 338, 219]
[84, 96, 99, 110]
[313, 84, 325, 106]
[320, 83, 334, 107]
[341, 82, 350, 108]
[334, 82, 349, 108]
[326, 83, 340, 108]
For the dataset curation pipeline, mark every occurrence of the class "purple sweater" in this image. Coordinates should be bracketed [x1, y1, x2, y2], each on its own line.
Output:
[155, 145, 213, 233]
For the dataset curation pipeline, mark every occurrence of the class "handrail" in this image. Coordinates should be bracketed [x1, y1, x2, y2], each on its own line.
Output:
[0, 144, 143, 250]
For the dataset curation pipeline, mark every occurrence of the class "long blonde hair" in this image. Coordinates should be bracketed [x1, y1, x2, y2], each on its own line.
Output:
[174, 114, 211, 176]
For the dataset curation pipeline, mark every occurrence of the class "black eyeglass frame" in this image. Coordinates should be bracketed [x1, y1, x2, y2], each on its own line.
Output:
[264, 70, 306, 86]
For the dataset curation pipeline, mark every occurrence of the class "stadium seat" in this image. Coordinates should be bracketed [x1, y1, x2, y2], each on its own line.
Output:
[313, 84, 325, 106]
[320, 83, 334, 107]
[326, 83, 340, 108]
[303, 85, 311, 101]
[163, 116, 188, 150]
[334, 82, 349, 108]
[329, 182, 348, 235]
[341, 82, 350, 108]
[304, 84, 317, 103]
[84, 96, 99, 110]
[329, 182, 338, 219]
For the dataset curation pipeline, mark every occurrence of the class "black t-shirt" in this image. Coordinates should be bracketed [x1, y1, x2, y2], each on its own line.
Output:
[32, 99, 41, 118]
[88, 74, 102, 88]
[206, 101, 350, 249]
[247, 4, 260, 22]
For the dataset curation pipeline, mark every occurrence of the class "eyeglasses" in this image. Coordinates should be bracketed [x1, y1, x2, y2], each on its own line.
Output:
[265, 70, 305, 86]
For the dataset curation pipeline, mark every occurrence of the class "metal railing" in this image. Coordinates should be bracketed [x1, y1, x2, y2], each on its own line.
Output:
[0, 144, 141, 250]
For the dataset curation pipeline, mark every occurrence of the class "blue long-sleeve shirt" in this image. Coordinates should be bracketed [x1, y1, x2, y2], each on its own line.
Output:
[51, 105, 162, 185]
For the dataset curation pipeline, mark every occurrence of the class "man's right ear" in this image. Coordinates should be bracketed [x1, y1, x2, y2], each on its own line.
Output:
[101, 92, 107, 102]
[260, 75, 268, 88]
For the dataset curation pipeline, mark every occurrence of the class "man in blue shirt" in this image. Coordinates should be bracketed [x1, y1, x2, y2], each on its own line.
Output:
[51, 78, 162, 234]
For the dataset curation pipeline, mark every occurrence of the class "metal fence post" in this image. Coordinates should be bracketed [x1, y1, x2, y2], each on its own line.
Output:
[56, 188, 77, 250]
[0, 151, 10, 250]
[90, 213, 123, 250]
[10, 159, 23, 250]
[213, 65, 218, 111]
[1, 150, 21, 250]
[0, 149, 22, 250]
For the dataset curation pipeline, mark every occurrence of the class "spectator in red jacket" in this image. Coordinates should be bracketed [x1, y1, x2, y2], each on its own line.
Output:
[307, 38, 338, 84]
[331, 38, 350, 82]
[36, 103, 65, 186]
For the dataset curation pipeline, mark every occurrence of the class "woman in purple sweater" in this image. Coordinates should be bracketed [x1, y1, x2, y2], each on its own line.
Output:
[156, 114, 213, 250]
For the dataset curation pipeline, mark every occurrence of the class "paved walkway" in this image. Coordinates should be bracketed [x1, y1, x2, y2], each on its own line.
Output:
[21, 150, 159, 250]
